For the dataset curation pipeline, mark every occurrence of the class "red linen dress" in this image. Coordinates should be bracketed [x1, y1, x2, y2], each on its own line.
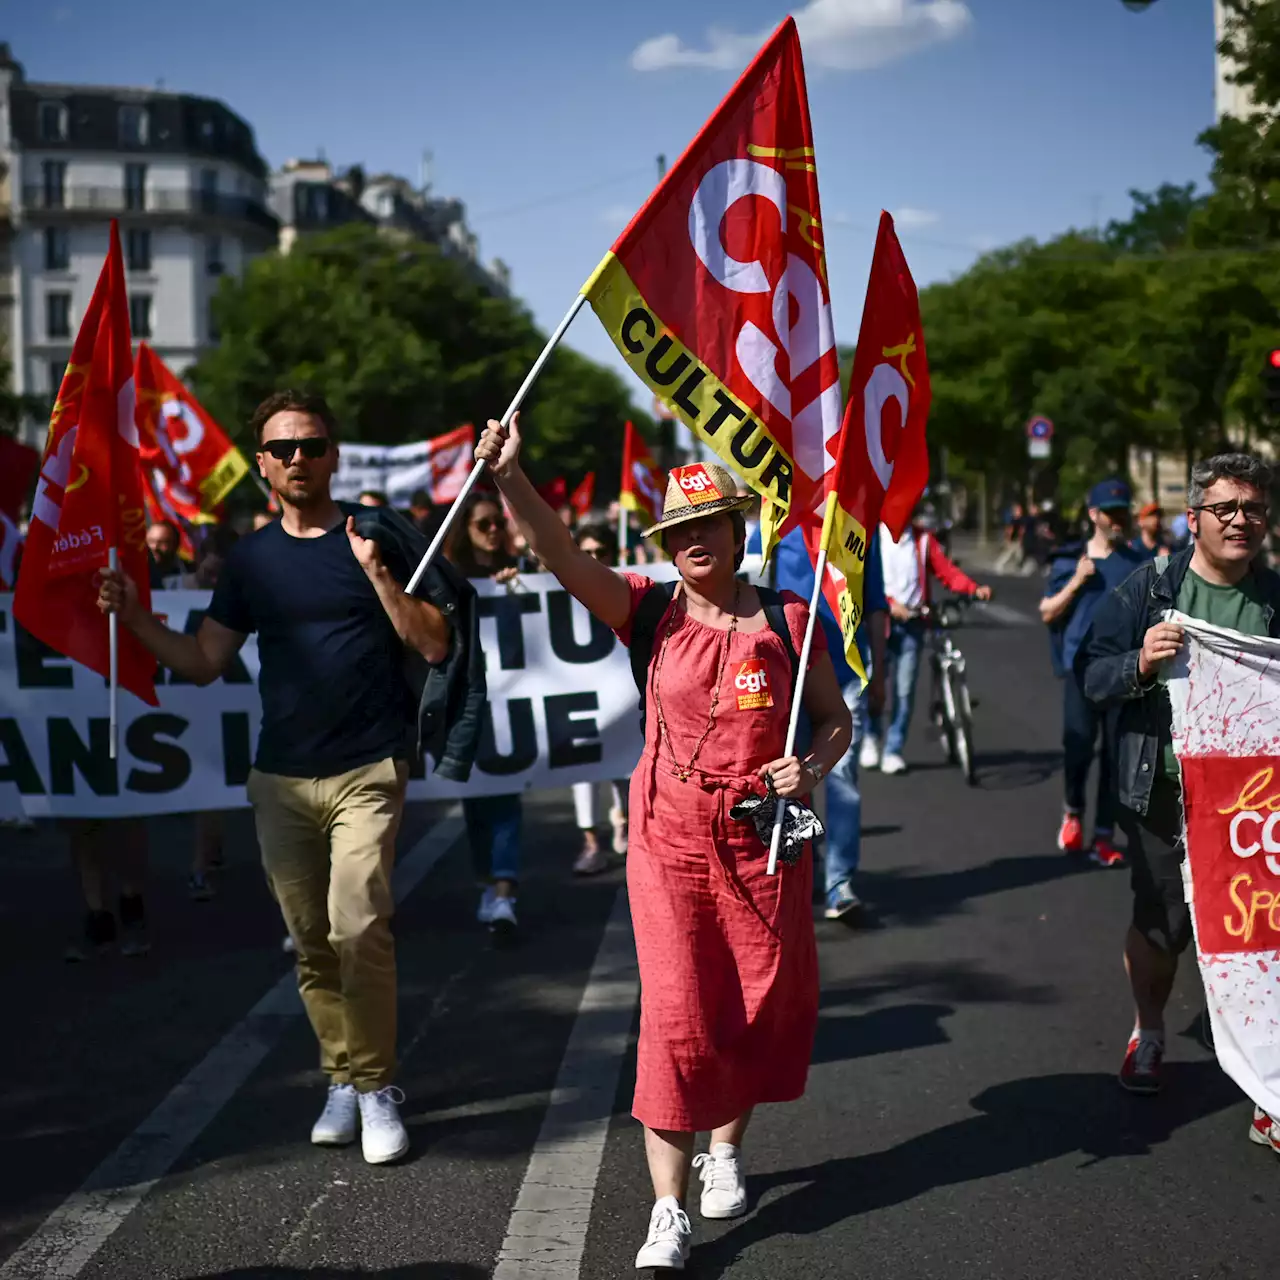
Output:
[618, 573, 823, 1132]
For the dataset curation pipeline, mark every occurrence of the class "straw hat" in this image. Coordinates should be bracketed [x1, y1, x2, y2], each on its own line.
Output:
[643, 461, 755, 538]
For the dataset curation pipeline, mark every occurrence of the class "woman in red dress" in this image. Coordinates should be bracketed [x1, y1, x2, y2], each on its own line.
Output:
[476, 416, 852, 1271]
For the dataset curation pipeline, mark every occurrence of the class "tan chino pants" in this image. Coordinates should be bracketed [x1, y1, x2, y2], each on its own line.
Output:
[247, 757, 408, 1092]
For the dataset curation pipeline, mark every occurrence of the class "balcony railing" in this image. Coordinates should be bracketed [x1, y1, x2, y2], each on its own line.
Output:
[22, 186, 278, 234]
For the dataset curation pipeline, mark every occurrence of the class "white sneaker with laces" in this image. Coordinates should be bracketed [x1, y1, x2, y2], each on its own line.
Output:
[880, 751, 908, 776]
[634, 1196, 692, 1270]
[859, 737, 881, 770]
[310, 1083, 358, 1146]
[693, 1143, 748, 1219]
[358, 1086, 409, 1164]
[477, 886, 497, 924]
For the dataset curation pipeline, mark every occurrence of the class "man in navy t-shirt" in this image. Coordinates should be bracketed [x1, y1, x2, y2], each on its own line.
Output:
[97, 389, 450, 1166]
[1040, 478, 1151, 866]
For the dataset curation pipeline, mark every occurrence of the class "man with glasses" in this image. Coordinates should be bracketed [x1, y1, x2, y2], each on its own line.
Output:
[96, 389, 452, 1165]
[1084, 453, 1280, 1105]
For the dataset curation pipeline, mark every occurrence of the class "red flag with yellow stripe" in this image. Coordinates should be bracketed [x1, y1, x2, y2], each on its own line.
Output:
[581, 17, 839, 564]
[819, 212, 931, 681]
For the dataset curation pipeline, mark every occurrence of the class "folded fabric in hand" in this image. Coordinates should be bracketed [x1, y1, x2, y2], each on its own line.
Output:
[729, 782, 824, 867]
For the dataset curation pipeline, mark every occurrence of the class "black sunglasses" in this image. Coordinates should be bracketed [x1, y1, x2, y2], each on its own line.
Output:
[261, 437, 330, 464]
[472, 516, 505, 533]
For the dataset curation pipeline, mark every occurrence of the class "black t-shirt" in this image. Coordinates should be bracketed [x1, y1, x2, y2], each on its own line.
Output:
[206, 518, 411, 778]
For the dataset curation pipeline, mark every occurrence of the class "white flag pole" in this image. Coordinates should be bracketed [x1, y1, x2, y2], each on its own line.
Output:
[107, 546, 119, 761]
[406, 293, 588, 594]
[618, 503, 629, 566]
[766, 543, 827, 875]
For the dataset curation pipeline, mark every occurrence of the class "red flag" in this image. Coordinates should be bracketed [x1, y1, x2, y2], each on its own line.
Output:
[15, 222, 157, 705]
[0, 436, 38, 590]
[818, 212, 930, 680]
[570, 472, 596, 519]
[134, 342, 249, 557]
[536, 476, 568, 509]
[619, 421, 666, 524]
[582, 18, 838, 563]
[427, 424, 476, 505]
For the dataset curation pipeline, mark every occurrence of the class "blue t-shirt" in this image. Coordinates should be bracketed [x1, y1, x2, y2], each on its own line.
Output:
[1045, 542, 1152, 675]
[206, 517, 412, 778]
[774, 526, 887, 687]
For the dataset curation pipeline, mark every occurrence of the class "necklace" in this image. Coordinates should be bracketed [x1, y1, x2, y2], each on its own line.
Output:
[651, 581, 740, 782]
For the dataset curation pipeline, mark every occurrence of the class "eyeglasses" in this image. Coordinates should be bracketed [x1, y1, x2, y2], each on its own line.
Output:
[580, 544, 612, 562]
[472, 517, 505, 534]
[261, 437, 330, 464]
[1192, 500, 1270, 525]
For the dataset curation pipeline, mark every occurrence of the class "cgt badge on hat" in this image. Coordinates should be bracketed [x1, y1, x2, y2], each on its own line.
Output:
[643, 461, 755, 538]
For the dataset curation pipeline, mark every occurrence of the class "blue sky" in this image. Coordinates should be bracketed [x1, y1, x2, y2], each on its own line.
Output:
[11, 0, 1216, 404]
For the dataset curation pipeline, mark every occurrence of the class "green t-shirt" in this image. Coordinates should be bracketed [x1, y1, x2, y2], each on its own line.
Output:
[1160, 569, 1270, 773]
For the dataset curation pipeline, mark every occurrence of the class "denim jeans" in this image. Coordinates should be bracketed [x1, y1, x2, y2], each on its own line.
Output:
[822, 682, 867, 895]
[463, 793, 522, 883]
[866, 619, 925, 757]
[1062, 668, 1115, 836]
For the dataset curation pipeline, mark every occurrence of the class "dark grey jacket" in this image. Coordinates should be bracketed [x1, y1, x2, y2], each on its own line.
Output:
[346, 503, 485, 782]
[1080, 544, 1280, 815]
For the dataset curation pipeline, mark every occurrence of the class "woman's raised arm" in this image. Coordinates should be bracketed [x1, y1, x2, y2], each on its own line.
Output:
[475, 414, 634, 631]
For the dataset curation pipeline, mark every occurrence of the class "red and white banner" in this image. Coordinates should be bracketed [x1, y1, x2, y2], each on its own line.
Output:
[331, 425, 476, 507]
[1170, 615, 1280, 1115]
[620, 420, 665, 525]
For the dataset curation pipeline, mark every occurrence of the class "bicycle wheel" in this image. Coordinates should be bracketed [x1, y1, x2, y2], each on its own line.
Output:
[948, 666, 977, 785]
[939, 661, 959, 764]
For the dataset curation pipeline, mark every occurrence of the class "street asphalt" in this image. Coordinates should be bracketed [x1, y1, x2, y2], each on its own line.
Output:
[0, 572, 1271, 1280]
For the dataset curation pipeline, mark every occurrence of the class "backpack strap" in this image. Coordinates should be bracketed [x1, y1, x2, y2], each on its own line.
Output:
[756, 585, 801, 693]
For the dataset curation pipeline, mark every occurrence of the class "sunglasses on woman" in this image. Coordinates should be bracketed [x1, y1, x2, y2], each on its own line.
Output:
[472, 516, 506, 534]
[260, 437, 330, 463]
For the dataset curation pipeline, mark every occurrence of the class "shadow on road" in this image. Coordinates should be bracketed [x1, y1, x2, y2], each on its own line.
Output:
[183, 1268, 487, 1278]
[975, 748, 1063, 791]
[812, 1001, 954, 1064]
[856, 851, 1079, 927]
[693, 1061, 1240, 1278]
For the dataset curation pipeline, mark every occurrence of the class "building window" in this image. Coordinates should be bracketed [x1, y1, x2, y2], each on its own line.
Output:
[42, 160, 67, 209]
[205, 235, 224, 275]
[199, 168, 218, 213]
[47, 293, 72, 340]
[38, 100, 68, 142]
[48, 359, 67, 405]
[124, 163, 147, 212]
[129, 295, 153, 339]
[125, 228, 152, 272]
[118, 104, 149, 147]
[44, 227, 70, 272]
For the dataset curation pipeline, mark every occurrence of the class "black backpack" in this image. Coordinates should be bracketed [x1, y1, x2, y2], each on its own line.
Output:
[628, 581, 800, 730]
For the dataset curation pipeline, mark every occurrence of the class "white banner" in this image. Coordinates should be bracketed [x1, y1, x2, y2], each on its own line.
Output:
[0, 571, 669, 817]
[1168, 614, 1280, 1118]
[330, 426, 475, 506]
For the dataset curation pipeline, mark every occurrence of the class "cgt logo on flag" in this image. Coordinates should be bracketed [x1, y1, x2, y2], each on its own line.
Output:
[734, 657, 773, 710]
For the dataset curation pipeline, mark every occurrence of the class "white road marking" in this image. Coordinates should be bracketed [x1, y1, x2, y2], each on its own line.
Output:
[0, 811, 464, 1280]
[494, 887, 640, 1279]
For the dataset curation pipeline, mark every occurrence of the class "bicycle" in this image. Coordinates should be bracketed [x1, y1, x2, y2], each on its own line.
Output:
[925, 606, 976, 785]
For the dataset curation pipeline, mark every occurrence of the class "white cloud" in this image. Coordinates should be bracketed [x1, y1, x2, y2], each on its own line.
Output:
[631, 0, 973, 74]
[892, 206, 940, 229]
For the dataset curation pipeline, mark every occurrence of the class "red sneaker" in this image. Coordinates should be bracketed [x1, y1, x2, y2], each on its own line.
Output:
[1249, 1106, 1275, 1148]
[1089, 835, 1126, 868]
[1057, 814, 1084, 854]
[1119, 1034, 1163, 1095]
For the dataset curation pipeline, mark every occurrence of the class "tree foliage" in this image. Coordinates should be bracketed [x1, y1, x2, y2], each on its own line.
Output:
[189, 224, 651, 489]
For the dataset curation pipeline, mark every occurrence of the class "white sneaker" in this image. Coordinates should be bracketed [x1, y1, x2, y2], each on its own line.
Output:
[477, 887, 497, 924]
[310, 1083, 358, 1146]
[693, 1143, 748, 1219]
[859, 737, 881, 770]
[880, 751, 908, 775]
[634, 1196, 692, 1270]
[358, 1086, 409, 1164]
[489, 895, 518, 934]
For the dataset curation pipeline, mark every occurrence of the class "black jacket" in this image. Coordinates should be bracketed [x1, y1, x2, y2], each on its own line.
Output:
[346, 503, 485, 782]
[1080, 544, 1280, 815]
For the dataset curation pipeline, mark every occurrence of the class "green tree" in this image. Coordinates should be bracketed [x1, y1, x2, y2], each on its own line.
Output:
[190, 224, 649, 491]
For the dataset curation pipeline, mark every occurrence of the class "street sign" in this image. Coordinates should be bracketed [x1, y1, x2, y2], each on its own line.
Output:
[1026, 415, 1053, 459]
